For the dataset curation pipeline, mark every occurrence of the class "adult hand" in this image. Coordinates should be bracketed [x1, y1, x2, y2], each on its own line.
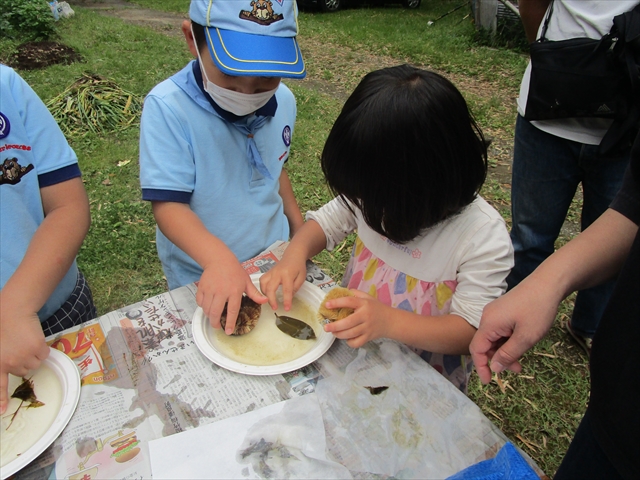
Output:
[323, 290, 391, 349]
[0, 311, 50, 414]
[469, 280, 561, 384]
[196, 259, 266, 335]
[259, 256, 308, 312]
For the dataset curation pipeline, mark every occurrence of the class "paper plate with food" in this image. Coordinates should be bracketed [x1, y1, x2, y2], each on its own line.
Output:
[192, 273, 336, 375]
[1, 348, 81, 479]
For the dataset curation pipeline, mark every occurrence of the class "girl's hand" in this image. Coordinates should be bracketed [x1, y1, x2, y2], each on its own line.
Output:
[197, 260, 267, 335]
[323, 290, 391, 348]
[259, 256, 308, 312]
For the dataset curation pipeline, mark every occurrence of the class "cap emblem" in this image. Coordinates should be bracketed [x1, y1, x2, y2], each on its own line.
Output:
[240, 0, 284, 26]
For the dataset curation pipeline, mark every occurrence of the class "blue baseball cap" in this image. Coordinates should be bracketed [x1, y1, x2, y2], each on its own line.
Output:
[189, 0, 306, 78]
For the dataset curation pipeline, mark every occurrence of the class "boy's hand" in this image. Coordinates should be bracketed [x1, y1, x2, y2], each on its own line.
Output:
[322, 290, 391, 349]
[196, 260, 267, 335]
[0, 311, 50, 414]
[259, 256, 308, 312]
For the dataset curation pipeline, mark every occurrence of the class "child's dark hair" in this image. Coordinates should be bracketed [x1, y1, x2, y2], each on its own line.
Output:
[321, 64, 488, 244]
[191, 21, 207, 52]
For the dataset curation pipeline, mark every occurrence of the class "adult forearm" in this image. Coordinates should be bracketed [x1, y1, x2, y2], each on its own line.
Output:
[527, 208, 638, 300]
[519, 0, 552, 42]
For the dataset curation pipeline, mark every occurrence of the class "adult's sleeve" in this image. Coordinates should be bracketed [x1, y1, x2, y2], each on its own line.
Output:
[610, 151, 640, 226]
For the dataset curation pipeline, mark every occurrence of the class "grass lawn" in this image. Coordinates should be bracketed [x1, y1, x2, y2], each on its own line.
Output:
[1, 0, 590, 476]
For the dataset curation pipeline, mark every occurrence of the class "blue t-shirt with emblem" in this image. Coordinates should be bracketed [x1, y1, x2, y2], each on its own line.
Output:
[0, 65, 81, 320]
[139, 61, 297, 289]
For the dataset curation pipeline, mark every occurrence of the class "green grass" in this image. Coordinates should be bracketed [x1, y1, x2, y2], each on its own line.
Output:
[2, 1, 589, 476]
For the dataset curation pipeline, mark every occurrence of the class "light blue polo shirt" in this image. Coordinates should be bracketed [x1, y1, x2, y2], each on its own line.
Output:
[139, 61, 297, 289]
[0, 65, 81, 320]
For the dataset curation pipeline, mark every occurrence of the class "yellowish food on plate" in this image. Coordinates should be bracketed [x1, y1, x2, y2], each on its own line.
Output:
[0, 365, 63, 468]
[318, 287, 355, 322]
[213, 296, 320, 366]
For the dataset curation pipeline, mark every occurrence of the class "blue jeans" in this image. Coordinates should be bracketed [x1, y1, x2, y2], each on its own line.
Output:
[507, 115, 630, 338]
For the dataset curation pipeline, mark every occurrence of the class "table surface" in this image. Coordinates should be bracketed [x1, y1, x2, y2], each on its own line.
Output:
[12, 242, 542, 479]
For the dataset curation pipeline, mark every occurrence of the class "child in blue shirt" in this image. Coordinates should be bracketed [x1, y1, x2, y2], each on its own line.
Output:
[0, 65, 96, 414]
[139, 0, 306, 335]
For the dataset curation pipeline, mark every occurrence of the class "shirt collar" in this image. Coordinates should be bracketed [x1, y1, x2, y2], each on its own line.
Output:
[192, 60, 278, 123]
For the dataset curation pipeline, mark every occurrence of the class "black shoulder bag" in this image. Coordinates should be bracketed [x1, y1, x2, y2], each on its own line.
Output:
[524, 1, 640, 154]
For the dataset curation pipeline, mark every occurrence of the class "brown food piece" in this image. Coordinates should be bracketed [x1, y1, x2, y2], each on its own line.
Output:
[220, 295, 262, 335]
[318, 287, 355, 322]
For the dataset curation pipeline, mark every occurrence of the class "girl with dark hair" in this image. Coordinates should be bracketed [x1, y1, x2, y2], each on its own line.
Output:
[260, 65, 513, 392]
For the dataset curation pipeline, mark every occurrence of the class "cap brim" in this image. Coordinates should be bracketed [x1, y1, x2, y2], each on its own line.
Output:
[205, 27, 306, 79]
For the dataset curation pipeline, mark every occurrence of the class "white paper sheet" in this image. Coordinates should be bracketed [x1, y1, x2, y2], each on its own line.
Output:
[149, 394, 350, 479]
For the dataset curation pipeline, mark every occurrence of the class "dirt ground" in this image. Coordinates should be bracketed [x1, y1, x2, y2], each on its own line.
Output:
[6, 41, 84, 70]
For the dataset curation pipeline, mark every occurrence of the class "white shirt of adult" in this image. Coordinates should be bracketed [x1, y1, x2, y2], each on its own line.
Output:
[517, 0, 640, 145]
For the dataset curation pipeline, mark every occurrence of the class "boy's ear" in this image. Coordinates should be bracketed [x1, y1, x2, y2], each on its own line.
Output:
[182, 20, 198, 58]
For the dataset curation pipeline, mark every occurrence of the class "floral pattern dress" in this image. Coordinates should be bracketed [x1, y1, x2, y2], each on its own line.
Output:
[308, 195, 513, 394]
[342, 237, 472, 392]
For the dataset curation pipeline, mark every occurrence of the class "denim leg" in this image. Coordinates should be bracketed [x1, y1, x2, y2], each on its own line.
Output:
[508, 116, 631, 337]
[507, 116, 582, 288]
[570, 143, 629, 337]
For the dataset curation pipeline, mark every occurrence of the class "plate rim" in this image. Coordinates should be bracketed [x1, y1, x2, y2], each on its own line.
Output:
[1, 347, 81, 480]
[192, 275, 335, 375]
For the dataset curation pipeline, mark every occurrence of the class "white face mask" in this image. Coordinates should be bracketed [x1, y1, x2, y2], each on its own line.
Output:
[203, 80, 277, 117]
[192, 28, 278, 116]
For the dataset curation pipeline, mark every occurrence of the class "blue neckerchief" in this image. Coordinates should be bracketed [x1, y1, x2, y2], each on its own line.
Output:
[193, 61, 277, 179]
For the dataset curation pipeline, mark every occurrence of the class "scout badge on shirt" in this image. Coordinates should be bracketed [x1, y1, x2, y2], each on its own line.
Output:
[282, 125, 291, 147]
[0, 112, 10, 139]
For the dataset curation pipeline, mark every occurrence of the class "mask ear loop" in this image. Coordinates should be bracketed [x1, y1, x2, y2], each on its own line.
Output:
[191, 24, 209, 84]
[190, 24, 278, 116]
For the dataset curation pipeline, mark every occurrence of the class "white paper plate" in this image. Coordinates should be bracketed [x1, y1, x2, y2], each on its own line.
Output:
[193, 274, 335, 375]
[1, 348, 81, 480]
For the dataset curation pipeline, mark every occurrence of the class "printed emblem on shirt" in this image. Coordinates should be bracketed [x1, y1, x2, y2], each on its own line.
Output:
[240, 0, 284, 26]
[381, 235, 422, 259]
[0, 112, 10, 139]
[282, 125, 291, 147]
[1, 157, 34, 185]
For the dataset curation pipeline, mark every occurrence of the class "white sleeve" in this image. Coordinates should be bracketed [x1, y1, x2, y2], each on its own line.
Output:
[450, 218, 514, 328]
[305, 197, 358, 251]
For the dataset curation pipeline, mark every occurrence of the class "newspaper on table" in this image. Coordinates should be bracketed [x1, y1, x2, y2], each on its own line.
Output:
[15, 241, 541, 479]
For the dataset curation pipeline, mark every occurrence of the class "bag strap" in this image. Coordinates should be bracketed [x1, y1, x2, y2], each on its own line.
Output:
[538, 0, 554, 42]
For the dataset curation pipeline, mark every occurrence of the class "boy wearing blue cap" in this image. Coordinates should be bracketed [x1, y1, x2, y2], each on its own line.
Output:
[139, 0, 306, 335]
